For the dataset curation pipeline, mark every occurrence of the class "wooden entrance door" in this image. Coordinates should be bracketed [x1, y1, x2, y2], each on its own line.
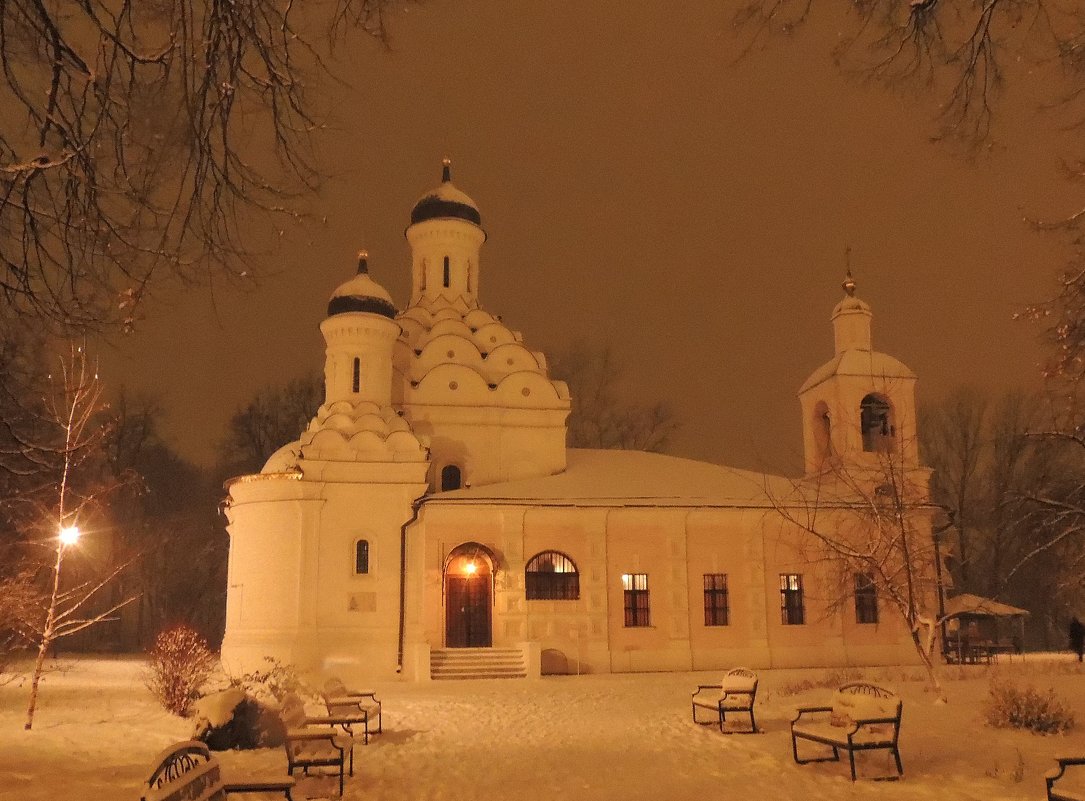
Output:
[446, 576, 492, 648]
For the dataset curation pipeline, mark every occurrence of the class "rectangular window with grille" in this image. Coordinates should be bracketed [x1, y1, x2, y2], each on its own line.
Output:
[780, 573, 804, 625]
[703, 573, 729, 626]
[622, 573, 650, 627]
[854, 572, 879, 624]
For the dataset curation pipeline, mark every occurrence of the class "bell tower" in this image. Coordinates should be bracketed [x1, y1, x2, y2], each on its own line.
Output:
[798, 271, 919, 476]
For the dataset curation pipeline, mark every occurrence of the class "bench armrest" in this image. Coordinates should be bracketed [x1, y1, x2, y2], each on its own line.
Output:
[692, 684, 721, 699]
[326, 691, 378, 702]
[286, 728, 339, 741]
[223, 778, 295, 796]
[1048, 756, 1085, 786]
[852, 715, 899, 726]
[315, 713, 368, 726]
[791, 705, 832, 724]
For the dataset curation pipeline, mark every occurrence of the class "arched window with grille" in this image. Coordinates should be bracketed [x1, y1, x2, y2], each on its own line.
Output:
[525, 551, 579, 601]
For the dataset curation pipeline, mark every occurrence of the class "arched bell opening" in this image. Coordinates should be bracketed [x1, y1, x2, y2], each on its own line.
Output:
[443, 542, 497, 648]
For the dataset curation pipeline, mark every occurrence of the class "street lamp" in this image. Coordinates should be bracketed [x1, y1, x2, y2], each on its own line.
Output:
[58, 524, 80, 547]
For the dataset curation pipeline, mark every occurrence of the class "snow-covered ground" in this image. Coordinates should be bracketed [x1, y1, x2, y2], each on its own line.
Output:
[2, 655, 1084, 800]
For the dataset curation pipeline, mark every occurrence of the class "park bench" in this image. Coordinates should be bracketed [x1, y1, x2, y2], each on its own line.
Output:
[690, 667, 758, 733]
[790, 682, 903, 781]
[281, 695, 351, 797]
[321, 677, 383, 745]
[1047, 756, 1085, 801]
[141, 740, 294, 801]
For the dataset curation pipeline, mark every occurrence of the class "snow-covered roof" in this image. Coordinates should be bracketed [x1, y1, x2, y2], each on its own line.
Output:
[945, 593, 1030, 618]
[832, 295, 872, 316]
[799, 349, 916, 394]
[429, 449, 793, 507]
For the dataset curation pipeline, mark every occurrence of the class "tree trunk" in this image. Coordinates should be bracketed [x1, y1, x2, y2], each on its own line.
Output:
[24, 629, 53, 730]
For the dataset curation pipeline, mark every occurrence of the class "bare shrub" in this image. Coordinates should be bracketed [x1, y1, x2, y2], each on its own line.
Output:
[145, 624, 216, 715]
[776, 667, 865, 697]
[984, 680, 1075, 735]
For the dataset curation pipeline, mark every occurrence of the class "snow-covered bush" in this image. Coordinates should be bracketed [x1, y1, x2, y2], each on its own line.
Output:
[192, 689, 286, 750]
[228, 656, 307, 704]
[145, 624, 215, 715]
[984, 680, 1075, 735]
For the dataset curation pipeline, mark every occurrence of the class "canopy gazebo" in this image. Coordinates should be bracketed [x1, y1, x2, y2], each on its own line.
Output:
[942, 593, 1029, 664]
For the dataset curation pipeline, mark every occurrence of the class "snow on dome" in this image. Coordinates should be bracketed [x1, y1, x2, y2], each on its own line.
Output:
[328, 251, 397, 318]
[262, 441, 302, 473]
[831, 295, 872, 316]
[296, 400, 427, 463]
[410, 159, 482, 226]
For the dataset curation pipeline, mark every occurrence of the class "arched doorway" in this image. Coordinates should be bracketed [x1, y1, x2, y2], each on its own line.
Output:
[444, 542, 495, 648]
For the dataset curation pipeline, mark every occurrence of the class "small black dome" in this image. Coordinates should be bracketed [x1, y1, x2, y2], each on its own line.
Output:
[327, 252, 397, 319]
[409, 160, 482, 227]
[410, 193, 482, 226]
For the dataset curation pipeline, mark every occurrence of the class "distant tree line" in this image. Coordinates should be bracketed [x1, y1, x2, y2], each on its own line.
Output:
[920, 389, 1085, 649]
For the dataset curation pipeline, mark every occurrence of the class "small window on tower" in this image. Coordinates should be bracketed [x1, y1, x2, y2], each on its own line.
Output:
[443, 256, 450, 288]
[441, 464, 462, 491]
[813, 401, 831, 461]
[355, 540, 370, 575]
[352, 358, 360, 393]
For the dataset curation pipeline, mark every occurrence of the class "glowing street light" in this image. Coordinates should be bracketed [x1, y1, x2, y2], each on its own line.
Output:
[58, 525, 80, 547]
[464, 560, 478, 576]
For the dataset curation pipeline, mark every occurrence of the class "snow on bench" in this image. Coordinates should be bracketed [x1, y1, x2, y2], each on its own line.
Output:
[321, 677, 383, 745]
[790, 682, 903, 781]
[140, 740, 294, 801]
[1047, 756, 1085, 801]
[690, 667, 758, 734]
[281, 694, 352, 797]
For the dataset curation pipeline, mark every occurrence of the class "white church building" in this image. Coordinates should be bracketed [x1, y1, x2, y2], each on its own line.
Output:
[220, 162, 932, 681]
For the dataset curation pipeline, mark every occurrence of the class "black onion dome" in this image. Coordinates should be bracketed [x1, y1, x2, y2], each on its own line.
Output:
[409, 159, 482, 226]
[327, 252, 397, 319]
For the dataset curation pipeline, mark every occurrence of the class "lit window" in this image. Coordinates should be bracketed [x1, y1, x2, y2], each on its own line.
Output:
[352, 358, 360, 394]
[703, 574, 729, 626]
[780, 573, 804, 625]
[855, 572, 878, 624]
[525, 551, 579, 600]
[622, 573, 650, 627]
[355, 540, 370, 575]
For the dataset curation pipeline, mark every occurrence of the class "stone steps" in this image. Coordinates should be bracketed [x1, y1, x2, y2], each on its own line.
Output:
[430, 647, 527, 680]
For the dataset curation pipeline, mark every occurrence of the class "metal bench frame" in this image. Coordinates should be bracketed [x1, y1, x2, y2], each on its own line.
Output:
[790, 681, 903, 781]
[141, 740, 293, 801]
[690, 667, 758, 734]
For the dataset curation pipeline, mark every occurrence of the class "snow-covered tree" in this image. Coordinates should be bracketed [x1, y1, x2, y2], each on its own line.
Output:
[11, 344, 138, 730]
[771, 446, 947, 697]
